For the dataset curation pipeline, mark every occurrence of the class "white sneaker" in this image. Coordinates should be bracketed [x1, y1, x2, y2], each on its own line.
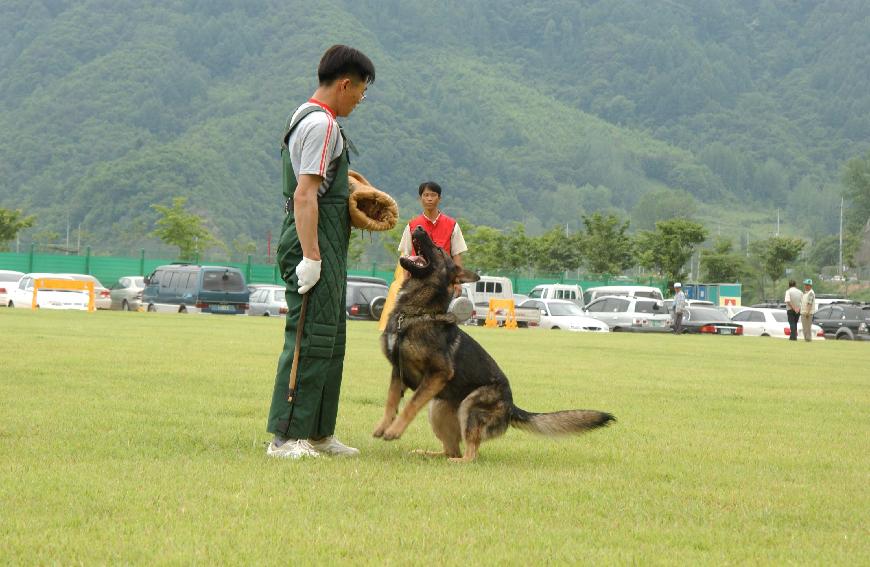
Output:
[308, 436, 360, 457]
[266, 438, 320, 459]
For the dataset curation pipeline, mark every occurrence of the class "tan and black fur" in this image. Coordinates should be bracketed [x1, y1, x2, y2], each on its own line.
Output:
[373, 226, 614, 462]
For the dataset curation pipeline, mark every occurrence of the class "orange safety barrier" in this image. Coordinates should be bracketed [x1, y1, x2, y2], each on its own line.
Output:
[485, 298, 518, 329]
[32, 278, 95, 312]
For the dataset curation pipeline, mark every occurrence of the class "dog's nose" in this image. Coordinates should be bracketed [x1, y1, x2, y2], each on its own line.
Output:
[413, 226, 426, 235]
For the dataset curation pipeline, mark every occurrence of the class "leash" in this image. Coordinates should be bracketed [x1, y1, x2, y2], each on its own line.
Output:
[287, 293, 310, 403]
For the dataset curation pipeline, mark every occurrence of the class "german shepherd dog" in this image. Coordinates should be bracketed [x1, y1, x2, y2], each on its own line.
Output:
[373, 226, 615, 462]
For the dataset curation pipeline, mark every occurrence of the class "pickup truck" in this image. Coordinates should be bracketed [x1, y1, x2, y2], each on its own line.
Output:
[461, 277, 541, 327]
[527, 284, 584, 306]
[469, 300, 541, 328]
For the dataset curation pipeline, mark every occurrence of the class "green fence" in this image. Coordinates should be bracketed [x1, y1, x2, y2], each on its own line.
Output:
[0, 247, 666, 295]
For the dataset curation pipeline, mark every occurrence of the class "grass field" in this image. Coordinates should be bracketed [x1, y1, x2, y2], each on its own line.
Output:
[1, 308, 867, 565]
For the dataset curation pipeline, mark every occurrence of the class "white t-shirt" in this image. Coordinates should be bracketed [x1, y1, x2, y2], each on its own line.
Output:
[397, 214, 468, 257]
[287, 102, 343, 196]
[785, 286, 802, 310]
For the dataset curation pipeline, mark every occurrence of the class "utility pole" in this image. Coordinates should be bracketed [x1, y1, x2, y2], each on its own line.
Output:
[66, 213, 70, 254]
[839, 196, 844, 279]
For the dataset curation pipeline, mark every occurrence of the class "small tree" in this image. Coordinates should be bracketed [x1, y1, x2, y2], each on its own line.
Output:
[635, 218, 707, 282]
[750, 235, 805, 299]
[531, 226, 583, 274]
[0, 208, 36, 251]
[151, 197, 218, 261]
[464, 225, 507, 273]
[580, 212, 634, 274]
[701, 238, 747, 282]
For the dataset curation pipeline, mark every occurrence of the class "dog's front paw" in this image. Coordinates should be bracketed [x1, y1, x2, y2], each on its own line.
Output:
[372, 418, 393, 438]
[382, 423, 404, 441]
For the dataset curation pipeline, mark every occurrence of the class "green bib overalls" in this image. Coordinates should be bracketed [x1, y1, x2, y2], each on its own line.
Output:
[267, 106, 351, 440]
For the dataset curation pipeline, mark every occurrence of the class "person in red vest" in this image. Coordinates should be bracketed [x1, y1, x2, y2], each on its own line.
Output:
[397, 181, 468, 294]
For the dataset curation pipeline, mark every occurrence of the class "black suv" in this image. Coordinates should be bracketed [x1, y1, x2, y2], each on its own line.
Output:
[346, 278, 389, 321]
[813, 304, 870, 340]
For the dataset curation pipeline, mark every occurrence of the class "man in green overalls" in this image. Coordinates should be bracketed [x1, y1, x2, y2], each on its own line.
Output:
[266, 45, 375, 459]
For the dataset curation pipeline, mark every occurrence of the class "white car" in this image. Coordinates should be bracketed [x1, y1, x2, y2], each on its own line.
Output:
[7, 273, 90, 310]
[248, 285, 288, 316]
[730, 308, 825, 340]
[0, 270, 24, 306]
[520, 299, 609, 332]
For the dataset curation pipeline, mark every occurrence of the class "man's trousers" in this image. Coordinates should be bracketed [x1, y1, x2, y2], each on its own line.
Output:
[787, 309, 799, 341]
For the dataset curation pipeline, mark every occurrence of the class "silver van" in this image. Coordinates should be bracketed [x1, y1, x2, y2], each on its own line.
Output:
[583, 285, 663, 306]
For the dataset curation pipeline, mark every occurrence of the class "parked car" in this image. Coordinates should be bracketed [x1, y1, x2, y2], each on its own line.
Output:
[109, 276, 145, 311]
[527, 284, 584, 306]
[462, 275, 514, 307]
[60, 274, 111, 309]
[750, 301, 787, 309]
[812, 304, 870, 340]
[583, 295, 670, 332]
[249, 285, 288, 316]
[662, 298, 715, 313]
[717, 304, 748, 319]
[678, 307, 743, 335]
[462, 276, 540, 327]
[142, 264, 249, 314]
[519, 299, 609, 332]
[6, 273, 90, 310]
[583, 285, 663, 306]
[248, 282, 279, 294]
[347, 275, 389, 287]
[346, 279, 389, 321]
[470, 299, 541, 327]
[0, 270, 24, 306]
[730, 308, 824, 340]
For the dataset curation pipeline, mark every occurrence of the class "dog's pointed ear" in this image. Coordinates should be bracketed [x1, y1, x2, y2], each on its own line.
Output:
[454, 268, 480, 284]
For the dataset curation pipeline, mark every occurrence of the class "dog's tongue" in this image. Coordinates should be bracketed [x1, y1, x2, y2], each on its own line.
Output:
[404, 255, 427, 267]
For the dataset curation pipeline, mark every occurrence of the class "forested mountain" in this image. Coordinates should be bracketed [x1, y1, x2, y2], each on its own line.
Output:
[1, 0, 867, 259]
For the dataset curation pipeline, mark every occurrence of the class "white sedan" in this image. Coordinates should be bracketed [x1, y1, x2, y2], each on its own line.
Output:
[7, 273, 90, 310]
[0, 270, 24, 306]
[730, 308, 825, 340]
[520, 299, 609, 332]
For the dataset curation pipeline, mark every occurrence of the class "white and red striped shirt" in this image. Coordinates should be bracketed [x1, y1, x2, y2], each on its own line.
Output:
[286, 99, 344, 196]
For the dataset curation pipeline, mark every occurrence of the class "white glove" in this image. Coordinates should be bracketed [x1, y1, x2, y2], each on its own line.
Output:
[295, 257, 322, 294]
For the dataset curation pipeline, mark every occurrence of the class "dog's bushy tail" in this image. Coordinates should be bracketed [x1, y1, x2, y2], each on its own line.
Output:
[510, 406, 615, 436]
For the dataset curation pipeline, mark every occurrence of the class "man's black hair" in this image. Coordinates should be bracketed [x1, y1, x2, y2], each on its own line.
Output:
[788, 279, 796, 287]
[318, 45, 376, 85]
[418, 181, 442, 197]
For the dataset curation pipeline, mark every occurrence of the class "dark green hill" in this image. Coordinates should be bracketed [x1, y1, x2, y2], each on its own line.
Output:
[1, 0, 866, 257]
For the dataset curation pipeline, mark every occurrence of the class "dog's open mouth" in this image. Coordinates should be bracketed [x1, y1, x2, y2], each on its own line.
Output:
[403, 255, 429, 268]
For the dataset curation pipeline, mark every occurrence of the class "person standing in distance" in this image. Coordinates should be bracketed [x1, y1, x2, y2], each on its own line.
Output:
[784, 279, 802, 341]
[266, 45, 375, 459]
[672, 282, 687, 334]
[397, 181, 468, 296]
[800, 278, 816, 342]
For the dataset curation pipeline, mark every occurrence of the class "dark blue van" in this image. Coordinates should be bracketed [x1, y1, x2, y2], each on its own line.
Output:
[142, 264, 249, 314]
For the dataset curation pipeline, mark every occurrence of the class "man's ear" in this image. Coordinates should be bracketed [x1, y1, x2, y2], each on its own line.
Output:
[454, 268, 480, 284]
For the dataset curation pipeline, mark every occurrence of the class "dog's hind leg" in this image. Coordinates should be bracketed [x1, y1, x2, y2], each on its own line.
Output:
[450, 386, 511, 463]
[413, 399, 461, 458]
[372, 368, 404, 438]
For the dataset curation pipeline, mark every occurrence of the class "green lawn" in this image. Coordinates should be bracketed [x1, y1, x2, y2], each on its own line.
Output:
[1, 309, 867, 565]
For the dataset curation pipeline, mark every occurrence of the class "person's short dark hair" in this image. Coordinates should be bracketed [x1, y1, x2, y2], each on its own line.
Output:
[418, 181, 442, 197]
[318, 45, 376, 85]
[788, 279, 796, 287]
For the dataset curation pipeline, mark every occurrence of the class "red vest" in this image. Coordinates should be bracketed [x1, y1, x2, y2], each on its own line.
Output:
[409, 213, 456, 256]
